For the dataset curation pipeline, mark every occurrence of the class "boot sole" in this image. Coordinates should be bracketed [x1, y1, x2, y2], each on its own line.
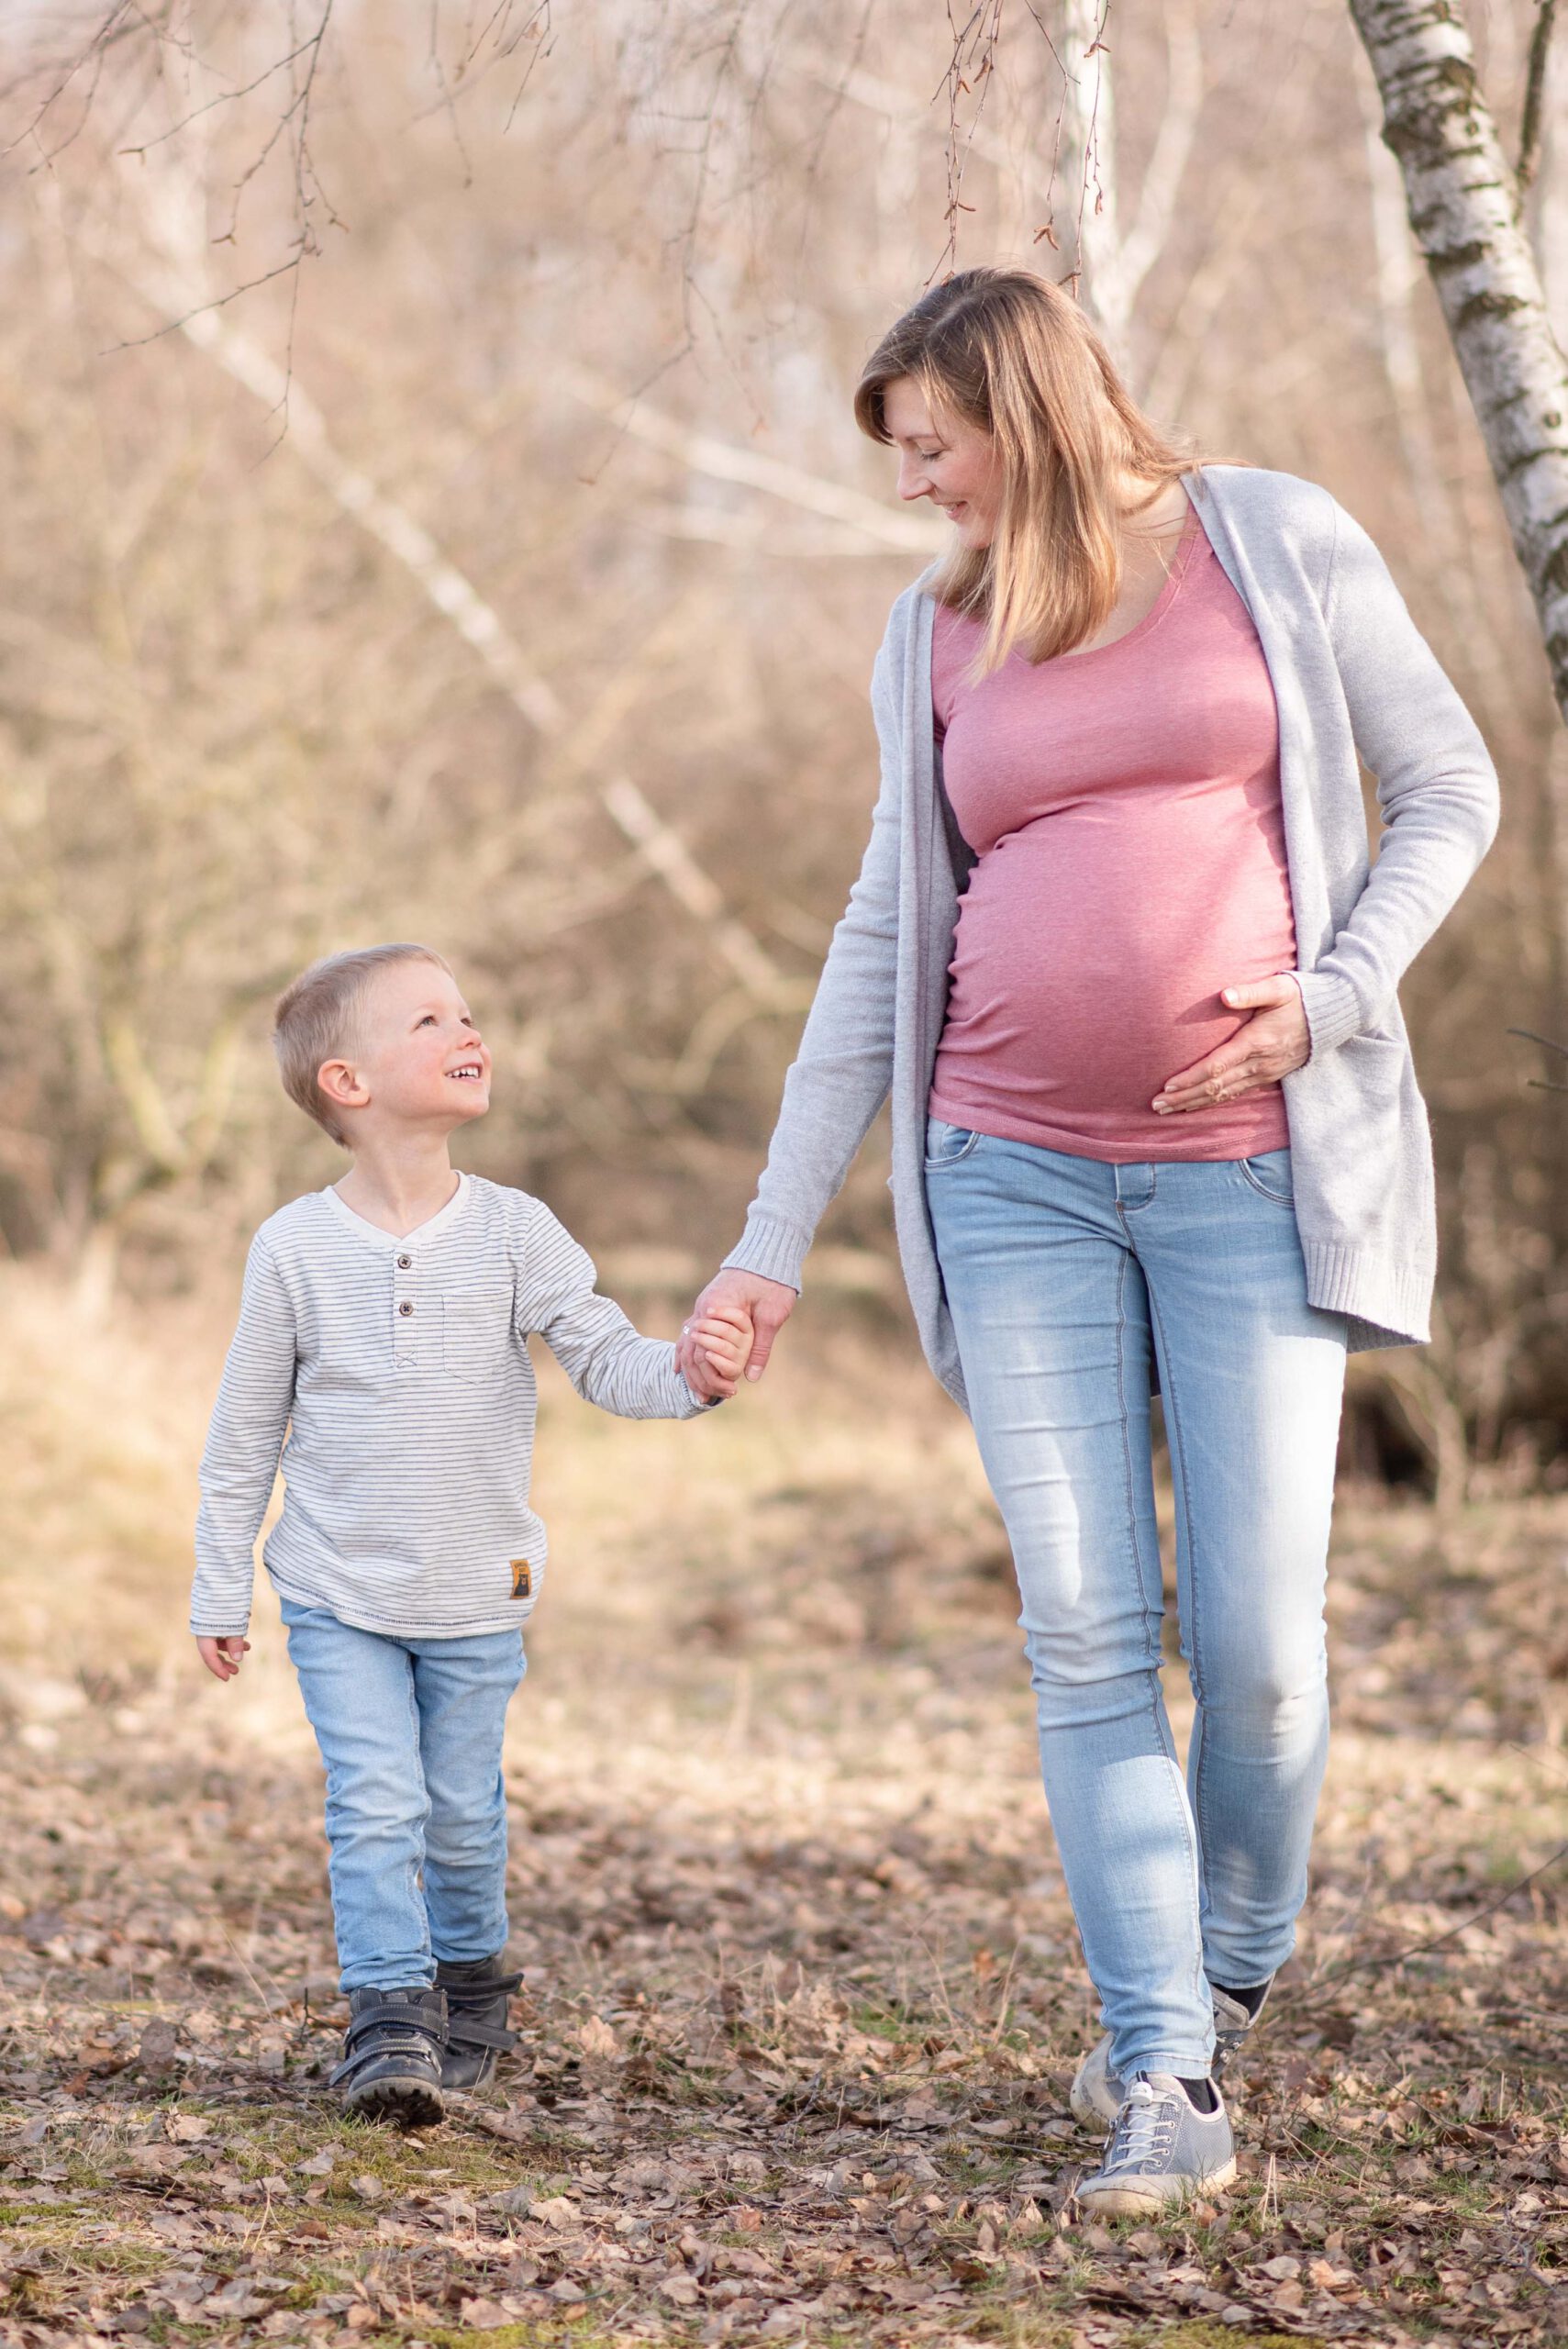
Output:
[342, 2074, 446, 2130]
[1077, 2154, 1238, 2219]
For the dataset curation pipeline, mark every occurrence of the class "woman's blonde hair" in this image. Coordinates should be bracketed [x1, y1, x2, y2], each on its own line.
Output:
[855, 268, 1195, 672]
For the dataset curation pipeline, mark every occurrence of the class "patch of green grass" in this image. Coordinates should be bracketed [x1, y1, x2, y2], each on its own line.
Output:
[30, 2241, 168, 2280]
[428, 2324, 656, 2349]
[963, 2310, 1332, 2349]
[1144, 2332, 1326, 2349]
[847, 1996, 945, 2043]
[937, 2144, 1060, 2192]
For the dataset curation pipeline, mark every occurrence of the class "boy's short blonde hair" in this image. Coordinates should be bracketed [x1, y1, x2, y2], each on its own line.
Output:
[273, 944, 453, 1147]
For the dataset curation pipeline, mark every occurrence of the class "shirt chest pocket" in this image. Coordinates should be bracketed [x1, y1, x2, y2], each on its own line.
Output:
[441, 1286, 517, 1379]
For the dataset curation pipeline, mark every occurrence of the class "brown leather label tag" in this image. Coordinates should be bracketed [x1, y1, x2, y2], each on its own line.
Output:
[510, 1559, 532, 1600]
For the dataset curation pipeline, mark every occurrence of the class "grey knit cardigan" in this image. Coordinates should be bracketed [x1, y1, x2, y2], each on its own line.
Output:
[723, 465, 1499, 1410]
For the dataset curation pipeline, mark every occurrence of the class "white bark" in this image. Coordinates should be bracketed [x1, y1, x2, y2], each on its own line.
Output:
[1349, 0, 1568, 718]
[1356, 60, 1516, 732]
[1050, 3, 1201, 346]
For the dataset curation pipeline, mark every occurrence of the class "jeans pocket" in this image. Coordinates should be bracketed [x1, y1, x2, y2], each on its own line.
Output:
[1240, 1149, 1295, 1205]
[924, 1116, 984, 1171]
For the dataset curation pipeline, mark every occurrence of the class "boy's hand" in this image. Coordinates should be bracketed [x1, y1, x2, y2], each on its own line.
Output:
[196, 1635, 250, 1682]
[679, 1270, 795, 1384]
[681, 1304, 753, 1401]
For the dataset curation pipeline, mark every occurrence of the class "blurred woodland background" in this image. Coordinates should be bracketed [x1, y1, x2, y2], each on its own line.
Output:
[0, 0, 1565, 1491]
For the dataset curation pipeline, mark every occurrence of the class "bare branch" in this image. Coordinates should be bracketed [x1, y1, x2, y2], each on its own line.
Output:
[1519, 0, 1559, 192]
[115, 39, 324, 160]
[935, 0, 1006, 280]
[1507, 1025, 1568, 1058]
[88, 218, 786, 1005]
[4, 0, 134, 161]
[100, 250, 310, 356]
[558, 364, 942, 555]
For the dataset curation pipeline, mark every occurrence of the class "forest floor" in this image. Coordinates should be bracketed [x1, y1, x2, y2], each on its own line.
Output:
[0, 1269, 1564, 2349]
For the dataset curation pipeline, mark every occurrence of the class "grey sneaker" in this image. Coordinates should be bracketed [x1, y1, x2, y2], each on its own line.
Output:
[1070, 1976, 1271, 2130]
[1076, 2074, 1237, 2218]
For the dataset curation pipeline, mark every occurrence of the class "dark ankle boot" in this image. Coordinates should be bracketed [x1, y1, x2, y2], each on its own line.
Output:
[434, 1953, 523, 2089]
[329, 1986, 448, 2128]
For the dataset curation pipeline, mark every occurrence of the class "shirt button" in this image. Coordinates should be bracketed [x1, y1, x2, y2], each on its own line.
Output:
[396, 1253, 413, 1271]
[397, 1300, 415, 1318]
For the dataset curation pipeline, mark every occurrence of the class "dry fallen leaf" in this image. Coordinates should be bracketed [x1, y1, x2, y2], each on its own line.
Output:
[163, 2113, 212, 2143]
[457, 2297, 515, 2329]
[528, 2195, 581, 2227]
[119, 2145, 190, 2177]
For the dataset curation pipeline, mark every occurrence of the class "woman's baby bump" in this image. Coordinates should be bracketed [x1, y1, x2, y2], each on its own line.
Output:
[929, 540, 1296, 1163]
[931, 779, 1297, 1163]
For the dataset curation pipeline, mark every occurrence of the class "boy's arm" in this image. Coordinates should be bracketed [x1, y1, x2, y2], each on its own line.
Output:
[191, 1237, 299, 1639]
[520, 1204, 717, 1420]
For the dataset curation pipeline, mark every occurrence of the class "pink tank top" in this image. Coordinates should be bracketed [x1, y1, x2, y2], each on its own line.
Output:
[929, 509, 1296, 1163]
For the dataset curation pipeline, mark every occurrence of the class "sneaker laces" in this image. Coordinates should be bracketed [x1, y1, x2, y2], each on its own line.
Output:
[1106, 2077, 1181, 2173]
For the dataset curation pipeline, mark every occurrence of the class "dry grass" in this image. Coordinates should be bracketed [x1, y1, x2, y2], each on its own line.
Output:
[0, 1265, 1563, 2349]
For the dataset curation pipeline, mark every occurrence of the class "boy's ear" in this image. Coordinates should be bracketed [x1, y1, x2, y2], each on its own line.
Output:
[317, 1056, 370, 1115]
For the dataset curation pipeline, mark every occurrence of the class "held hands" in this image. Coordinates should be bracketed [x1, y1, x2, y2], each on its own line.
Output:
[680, 1301, 756, 1401]
[676, 1269, 797, 1390]
[1152, 974, 1310, 1116]
[196, 1635, 250, 1683]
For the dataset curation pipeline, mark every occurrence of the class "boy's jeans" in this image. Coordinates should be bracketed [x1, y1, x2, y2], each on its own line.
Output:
[281, 1600, 527, 1992]
[925, 1123, 1348, 2085]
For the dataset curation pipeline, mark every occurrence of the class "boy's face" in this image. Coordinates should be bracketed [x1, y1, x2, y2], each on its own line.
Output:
[323, 961, 492, 1135]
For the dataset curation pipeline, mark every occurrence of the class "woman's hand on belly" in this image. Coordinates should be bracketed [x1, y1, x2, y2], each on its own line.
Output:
[1151, 974, 1310, 1115]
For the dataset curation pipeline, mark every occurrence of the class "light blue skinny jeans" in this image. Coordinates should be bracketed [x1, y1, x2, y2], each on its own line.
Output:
[925, 1120, 1348, 2082]
[281, 1599, 527, 1993]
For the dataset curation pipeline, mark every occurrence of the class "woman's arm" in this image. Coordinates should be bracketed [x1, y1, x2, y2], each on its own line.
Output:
[1296, 505, 1500, 1058]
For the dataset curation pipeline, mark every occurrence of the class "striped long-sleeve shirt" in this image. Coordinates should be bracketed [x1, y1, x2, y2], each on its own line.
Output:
[192, 1174, 707, 1639]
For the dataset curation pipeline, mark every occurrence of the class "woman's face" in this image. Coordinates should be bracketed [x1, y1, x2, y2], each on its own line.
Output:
[884, 376, 1001, 549]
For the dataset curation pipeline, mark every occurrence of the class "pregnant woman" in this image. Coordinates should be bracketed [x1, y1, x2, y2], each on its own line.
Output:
[679, 268, 1496, 2214]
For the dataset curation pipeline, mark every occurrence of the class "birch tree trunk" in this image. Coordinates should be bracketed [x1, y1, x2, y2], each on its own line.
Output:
[1348, 0, 1568, 719]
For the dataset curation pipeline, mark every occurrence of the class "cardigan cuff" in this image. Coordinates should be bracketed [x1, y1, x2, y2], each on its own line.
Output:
[1295, 968, 1364, 1059]
[721, 1213, 810, 1294]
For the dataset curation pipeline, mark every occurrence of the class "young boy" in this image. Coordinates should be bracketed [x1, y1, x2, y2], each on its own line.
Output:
[192, 943, 751, 2128]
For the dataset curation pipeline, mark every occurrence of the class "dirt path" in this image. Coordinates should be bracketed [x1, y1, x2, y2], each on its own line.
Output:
[0, 1311, 1563, 2347]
